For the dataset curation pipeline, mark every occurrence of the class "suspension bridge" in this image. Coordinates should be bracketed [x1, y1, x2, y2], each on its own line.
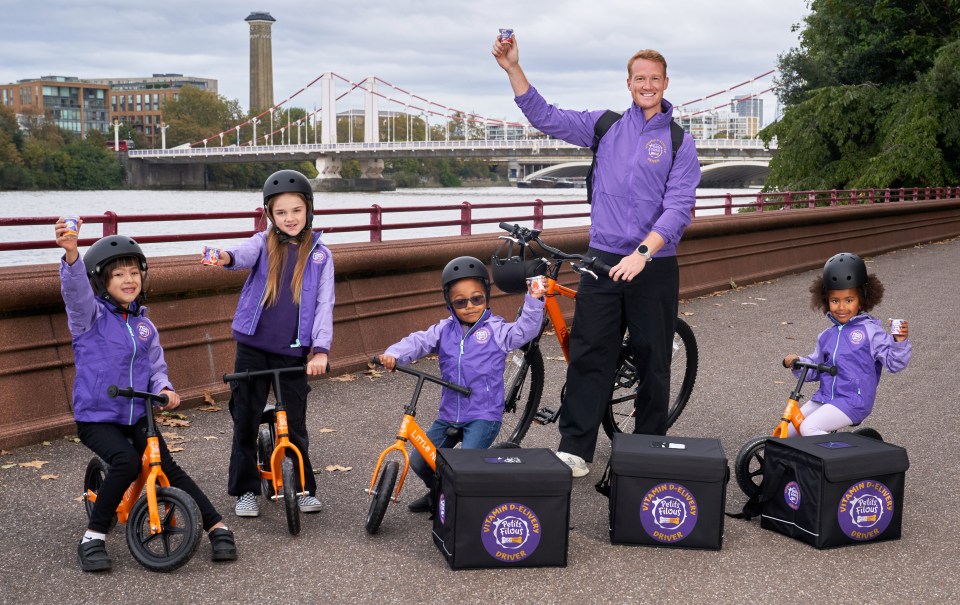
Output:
[127, 70, 778, 188]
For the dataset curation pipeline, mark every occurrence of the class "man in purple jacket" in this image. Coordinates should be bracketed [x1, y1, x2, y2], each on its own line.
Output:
[493, 37, 701, 477]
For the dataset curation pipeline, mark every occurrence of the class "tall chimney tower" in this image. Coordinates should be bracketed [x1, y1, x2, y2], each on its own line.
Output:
[246, 12, 276, 114]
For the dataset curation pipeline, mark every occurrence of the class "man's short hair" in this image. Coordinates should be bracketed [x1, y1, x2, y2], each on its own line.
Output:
[627, 50, 668, 77]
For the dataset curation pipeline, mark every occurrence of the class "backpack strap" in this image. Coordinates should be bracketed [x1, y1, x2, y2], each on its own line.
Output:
[586, 111, 687, 204]
[726, 458, 790, 520]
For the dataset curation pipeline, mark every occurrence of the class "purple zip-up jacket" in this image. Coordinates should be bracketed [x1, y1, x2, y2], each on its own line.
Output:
[516, 86, 701, 257]
[384, 294, 544, 423]
[795, 313, 912, 425]
[60, 256, 173, 425]
[226, 231, 335, 354]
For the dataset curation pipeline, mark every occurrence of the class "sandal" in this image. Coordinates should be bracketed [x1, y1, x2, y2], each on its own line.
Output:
[209, 528, 238, 562]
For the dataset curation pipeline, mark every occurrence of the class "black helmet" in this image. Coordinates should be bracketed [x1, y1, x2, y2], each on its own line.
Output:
[441, 256, 490, 303]
[262, 169, 315, 232]
[82, 235, 148, 299]
[822, 252, 867, 289]
[490, 239, 547, 294]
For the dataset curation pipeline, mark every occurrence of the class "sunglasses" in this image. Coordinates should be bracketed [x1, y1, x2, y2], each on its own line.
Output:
[450, 294, 487, 310]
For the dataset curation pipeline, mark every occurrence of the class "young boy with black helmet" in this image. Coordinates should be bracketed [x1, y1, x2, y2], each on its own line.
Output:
[55, 221, 237, 572]
[782, 252, 912, 436]
[377, 256, 545, 512]
[207, 169, 333, 518]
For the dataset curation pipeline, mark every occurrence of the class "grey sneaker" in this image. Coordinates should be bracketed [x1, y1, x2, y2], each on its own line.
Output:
[234, 492, 259, 517]
[556, 451, 589, 477]
[298, 495, 322, 513]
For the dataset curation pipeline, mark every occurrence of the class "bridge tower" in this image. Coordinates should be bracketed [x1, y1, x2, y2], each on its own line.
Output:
[246, 12, 275, 114]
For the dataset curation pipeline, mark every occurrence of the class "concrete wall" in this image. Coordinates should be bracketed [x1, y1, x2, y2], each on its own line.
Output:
[1, 198, 958, 448]
[122, 156, 208, 189]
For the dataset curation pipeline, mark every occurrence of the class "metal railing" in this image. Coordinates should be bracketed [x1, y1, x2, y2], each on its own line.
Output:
[1, 187, 957, 253]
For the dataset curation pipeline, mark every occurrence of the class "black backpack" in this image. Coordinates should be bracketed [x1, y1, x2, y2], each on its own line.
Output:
[586, 110, 686, 203]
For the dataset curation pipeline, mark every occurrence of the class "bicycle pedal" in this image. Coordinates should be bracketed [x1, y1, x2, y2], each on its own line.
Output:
[534, 407, 560, 424]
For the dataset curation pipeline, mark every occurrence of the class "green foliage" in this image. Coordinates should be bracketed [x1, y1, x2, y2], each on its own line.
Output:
[766, 0, 960, 191]
[163, 85, 245, 147]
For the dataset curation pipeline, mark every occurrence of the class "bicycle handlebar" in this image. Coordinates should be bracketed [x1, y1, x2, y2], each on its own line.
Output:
[790, 359, 838, 377]
[108, 385, 169, 406]
[498, 222, 613, 277]
[370, 357, 471, 396]
[222, 366, 306, 383]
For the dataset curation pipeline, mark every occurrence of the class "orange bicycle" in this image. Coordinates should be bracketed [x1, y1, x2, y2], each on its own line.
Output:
[734, 360, 883, 497]
[365, 357, 471, 534]
[222, 366, 309, 535]
[83, 386, 202, 572]
[490, 222, 698, 446]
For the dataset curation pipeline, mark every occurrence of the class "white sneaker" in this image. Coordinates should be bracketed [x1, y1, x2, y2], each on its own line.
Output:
[234, 492, 259, 517]
[298, 495, 323, 513]
[556, 451, 589, 477]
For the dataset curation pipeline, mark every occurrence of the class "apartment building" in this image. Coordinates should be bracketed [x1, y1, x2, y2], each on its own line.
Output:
[0, 76, 111, 137]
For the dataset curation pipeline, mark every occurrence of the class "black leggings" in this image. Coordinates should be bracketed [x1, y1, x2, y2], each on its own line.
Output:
[77, 419, 223, 534]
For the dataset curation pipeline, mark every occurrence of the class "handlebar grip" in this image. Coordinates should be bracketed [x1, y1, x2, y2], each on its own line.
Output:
[818, 363, 839, 376]
[594, 259, 614, 276]
[155, 393, 169, 405]
[108, 385, 134, 398]
[371, 356, 382, 367]
[222, 371, 247, 382]
[498, 222, 517, 233]
[108, 384, 168, 405]
[441, 381, 472, 397]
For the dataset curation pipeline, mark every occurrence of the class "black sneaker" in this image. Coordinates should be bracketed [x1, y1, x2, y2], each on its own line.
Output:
[77, 539, 112, 572]
[209, 528, 238, 562]
[407, 492, 433, 513]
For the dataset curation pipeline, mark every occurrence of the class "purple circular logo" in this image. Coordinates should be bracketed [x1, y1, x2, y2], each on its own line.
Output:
[837, 480, 894, 541]
[136, 322, 152, 340]
[784, 481, 801, 510]
[438, 493, 446, 525]
[640, 483, 698, 543]
[312, 250, 326, 263]
[474, 328, 491, 344]
[645, 139, 666, 162]
[480, 503, 541, 563]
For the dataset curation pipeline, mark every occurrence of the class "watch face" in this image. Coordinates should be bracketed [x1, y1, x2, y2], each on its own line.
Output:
[637, 245, 648, 255]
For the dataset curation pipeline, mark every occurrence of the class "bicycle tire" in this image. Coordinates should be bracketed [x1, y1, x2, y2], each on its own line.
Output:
[852, 427, 883, 441]
[126, 486, 202, 572]
[82, 457, 117, 531]
[602, 318, 699, 437]
[365, 460, 399, 535]
[282, 457, 301, 536]
[498, 346, 544, 446]
[257, 425, 275, 500]
[735, 435, 769, 498]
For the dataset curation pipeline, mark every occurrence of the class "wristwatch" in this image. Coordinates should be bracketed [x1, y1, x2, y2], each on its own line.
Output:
[635, 244, 652, 262]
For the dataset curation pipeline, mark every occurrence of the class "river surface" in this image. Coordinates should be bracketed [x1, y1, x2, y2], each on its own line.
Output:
[0, 186, 753, 267]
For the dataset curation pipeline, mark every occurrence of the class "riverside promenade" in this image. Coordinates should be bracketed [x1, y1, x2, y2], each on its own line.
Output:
[1, 237, 958, 604]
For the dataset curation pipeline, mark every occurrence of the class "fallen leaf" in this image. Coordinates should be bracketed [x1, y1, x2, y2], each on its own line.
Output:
[19, 460, 49, 469]
[329, 373, 357, 382]
[363, 368, 384, 379]
[755, 297, 767, 301]
[156, 417, 191, 428]
[543, 329, 556, 336]
[0, 449, 10, 456]
[41, 474, 60, 480]
[73, 495, 85, 503]
[197, 405, 222, 412]
[203, 436, 218, 440]
[168, 447, 184, 453]
[41, 441, 51, 447]
[160, 411, 189, 420]
[324, 464, 352, 472]
[164, 433, 187, 442]
[424, 354, 438, 361]
[729, 279, 738, 289]
[741, 302, 758, 306]
[1, 463, 15, 470]
[317, 428, 336, 433]
[714, 303, 723, 307]
[680, 311, 694, 316]
[63, 436, 81, 443]
[780, 321, 793, 325]
[774, 380, 785, 385]
[203, 390, 216, 405]
[545, 356, 566, 361]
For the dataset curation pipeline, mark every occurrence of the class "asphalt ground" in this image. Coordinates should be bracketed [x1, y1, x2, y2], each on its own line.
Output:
[1, 237, 958, 605]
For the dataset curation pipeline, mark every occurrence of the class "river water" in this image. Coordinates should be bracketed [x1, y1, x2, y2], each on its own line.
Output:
[0, 186, 752, 267]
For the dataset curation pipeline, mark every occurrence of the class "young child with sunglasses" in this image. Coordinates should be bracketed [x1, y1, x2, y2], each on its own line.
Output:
[377, 256, 544, 512]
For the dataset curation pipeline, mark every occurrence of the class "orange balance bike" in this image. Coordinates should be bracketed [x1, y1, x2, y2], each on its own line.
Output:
[734, 360, 883, 497]
[83, 386, 202, 572]
[223, 366, 310, 535]
[365, 357, 471, 534]
[492, 222, 698, 446]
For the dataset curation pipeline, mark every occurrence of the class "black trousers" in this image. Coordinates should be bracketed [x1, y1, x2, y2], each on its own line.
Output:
[227, 343, 316, 497]
[77, 419, 223, 534]
[557, 251, 679, 462]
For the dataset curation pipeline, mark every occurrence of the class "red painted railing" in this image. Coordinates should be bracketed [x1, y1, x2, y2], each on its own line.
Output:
[1, 187, 957, 253]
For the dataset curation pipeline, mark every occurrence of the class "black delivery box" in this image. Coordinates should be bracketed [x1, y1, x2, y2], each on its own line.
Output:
[432, 448, 571, 569]
[760, 433, 909, 549]
[608, 434, 729, 549]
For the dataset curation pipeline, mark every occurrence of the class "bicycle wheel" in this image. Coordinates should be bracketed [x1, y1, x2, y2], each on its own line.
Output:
[281, 457, 301, 536]
[82, 457, 117, 531]
[365, 460, 399, 535]
[126, 486, 202, 572]
[497, 346, 544, 446]
[257, 425, 275, 500]
[602, 318, 699, 437]
[735, 435, 769, 498]
[852, 427, 883, 441]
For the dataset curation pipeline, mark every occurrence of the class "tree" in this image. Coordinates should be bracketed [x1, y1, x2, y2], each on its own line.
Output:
[762, 0, 960, 191]
[163, 85, 245, 147]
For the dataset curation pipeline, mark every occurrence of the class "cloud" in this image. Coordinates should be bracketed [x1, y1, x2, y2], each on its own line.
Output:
[0, 0, 808, 125]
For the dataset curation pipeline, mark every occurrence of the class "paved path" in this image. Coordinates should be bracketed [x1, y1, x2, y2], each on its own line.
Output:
[2, 238, 958, 604]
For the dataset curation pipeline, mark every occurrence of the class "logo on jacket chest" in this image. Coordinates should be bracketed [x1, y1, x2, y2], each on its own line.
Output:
[312, 249, 326, 264]
[473, 327, 491, 344]
[645, 138, 667, 163]
[848, 328, 866, 346]
[135, 321, 152, 341]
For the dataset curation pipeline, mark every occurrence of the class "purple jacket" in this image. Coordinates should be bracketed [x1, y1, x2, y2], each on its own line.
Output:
[516, 86, 701, 257]
[385, 294, 544, 423]
[796, 313, 912, 424]
[60, 257, 173, 425]
[226, 231, 335, 354]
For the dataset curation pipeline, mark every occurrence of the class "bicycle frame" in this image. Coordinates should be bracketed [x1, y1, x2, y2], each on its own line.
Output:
[368, 412, 437, 504]
[263, 406, 308, 501]
[772, 362, 834, 438]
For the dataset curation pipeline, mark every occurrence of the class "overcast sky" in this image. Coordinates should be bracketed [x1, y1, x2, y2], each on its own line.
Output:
[1, 0, 810, 126]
